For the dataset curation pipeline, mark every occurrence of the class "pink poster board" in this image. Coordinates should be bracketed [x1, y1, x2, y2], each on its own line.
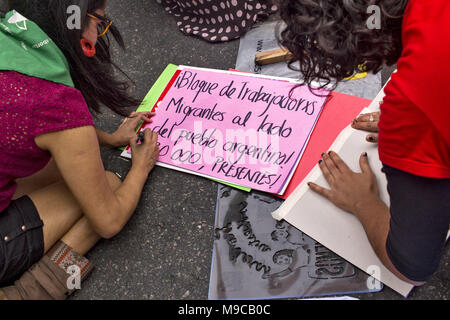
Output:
[143, 67, 329, 194]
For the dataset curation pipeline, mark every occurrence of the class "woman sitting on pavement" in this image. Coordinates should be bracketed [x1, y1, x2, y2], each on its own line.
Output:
[0, 0, 160, 299]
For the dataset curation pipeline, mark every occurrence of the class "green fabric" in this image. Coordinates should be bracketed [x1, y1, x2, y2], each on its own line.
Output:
[126, 63, 251, 192]
[0, 10, 74, 87]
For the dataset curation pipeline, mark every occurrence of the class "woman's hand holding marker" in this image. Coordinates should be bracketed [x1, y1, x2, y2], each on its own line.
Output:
[111, 112, 155, 147]
[129, 129, 160, 174]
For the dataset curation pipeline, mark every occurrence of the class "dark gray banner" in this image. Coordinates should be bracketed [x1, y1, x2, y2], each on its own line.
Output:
[209, 185, 381, 299]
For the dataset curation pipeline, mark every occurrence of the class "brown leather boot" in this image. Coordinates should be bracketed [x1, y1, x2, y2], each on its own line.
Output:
[0, 256, 72, 300]
[0, 241, 94, 300]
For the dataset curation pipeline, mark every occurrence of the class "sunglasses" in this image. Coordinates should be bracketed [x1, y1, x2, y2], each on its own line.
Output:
[86, 12, 113, 38]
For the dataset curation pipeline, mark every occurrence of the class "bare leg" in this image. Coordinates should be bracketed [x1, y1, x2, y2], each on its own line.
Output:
[60, 173, 122, 255]
[28, 171, 122, 253]
[13, 159, 62, 200]
[60, 217, 100, 256]
[1, 170, 123, 300]
[14, 159, 123, 255]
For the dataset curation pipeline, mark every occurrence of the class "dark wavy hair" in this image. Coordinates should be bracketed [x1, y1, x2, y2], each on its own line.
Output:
[7, 0, 139, 117]
[279, 0, 409, 89]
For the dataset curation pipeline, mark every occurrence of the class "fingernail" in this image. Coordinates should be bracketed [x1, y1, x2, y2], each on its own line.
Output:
[362, 152, 368, 157]
[321, 152, 325, 157]
[328, 151, 333, 156]
[318, 160, 323, 164]
[368, 136, 374, 142]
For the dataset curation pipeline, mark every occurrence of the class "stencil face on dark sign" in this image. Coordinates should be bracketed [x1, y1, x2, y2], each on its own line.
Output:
[209, 186, 381, 299]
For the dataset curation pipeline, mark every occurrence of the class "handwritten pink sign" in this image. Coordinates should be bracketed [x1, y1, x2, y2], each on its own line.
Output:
[143, 67, 329, 194]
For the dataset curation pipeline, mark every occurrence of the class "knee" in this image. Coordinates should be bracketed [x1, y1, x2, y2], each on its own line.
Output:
[386, 244, 435, 286]
[105, 171, 122, 191]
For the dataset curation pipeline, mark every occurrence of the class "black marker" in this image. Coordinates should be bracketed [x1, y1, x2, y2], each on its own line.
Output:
[137, 131, 145, 144]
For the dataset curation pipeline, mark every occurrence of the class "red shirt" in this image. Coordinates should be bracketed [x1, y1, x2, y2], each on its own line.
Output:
[379, 0, 450, 178]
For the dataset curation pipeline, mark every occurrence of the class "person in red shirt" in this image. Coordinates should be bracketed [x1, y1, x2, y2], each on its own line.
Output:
[280, 0, 450, 287]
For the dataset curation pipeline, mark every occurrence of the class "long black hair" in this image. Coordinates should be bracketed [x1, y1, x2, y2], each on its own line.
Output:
[7, 0, 139, 117]
[279, 0, 409, 90]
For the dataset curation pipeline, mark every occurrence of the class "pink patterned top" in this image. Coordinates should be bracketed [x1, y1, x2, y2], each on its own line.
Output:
[0, 71, 94, 212]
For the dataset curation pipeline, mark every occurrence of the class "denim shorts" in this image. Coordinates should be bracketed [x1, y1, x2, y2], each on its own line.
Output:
[0, 196, 44, 286]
